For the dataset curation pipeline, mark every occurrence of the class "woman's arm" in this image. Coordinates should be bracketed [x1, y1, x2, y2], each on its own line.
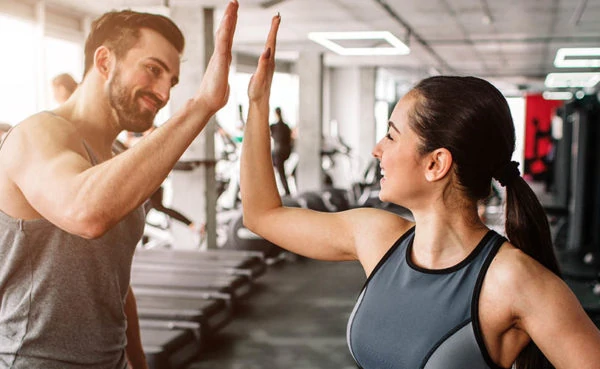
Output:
[499, 248, 600, 368]
[240, 15, 411, 263]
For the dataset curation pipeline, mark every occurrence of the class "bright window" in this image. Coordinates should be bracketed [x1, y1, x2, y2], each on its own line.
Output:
[216, 71, 299, 137]
[0, 13, 84, 125]
[44, 36, 83, 109]
[0, 14, 37, 125]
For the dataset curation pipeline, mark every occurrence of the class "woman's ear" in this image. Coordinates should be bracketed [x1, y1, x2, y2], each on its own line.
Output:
[424, 148, 453, 182]
[94, 46, 112, 79]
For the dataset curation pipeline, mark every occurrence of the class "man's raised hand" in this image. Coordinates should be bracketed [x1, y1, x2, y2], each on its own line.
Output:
[195, 0, 239, 114]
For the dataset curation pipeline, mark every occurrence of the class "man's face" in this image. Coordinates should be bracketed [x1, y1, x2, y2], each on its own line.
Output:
[107, 28, 181, 132]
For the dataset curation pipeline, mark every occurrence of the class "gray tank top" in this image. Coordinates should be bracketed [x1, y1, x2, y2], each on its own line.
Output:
[0, 123, 146, 368]
[347, 227, 506, 369]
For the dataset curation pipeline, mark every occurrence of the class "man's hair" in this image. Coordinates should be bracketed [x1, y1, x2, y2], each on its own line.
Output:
[83, 10, 185, 76]
[52, 73, 78, 94]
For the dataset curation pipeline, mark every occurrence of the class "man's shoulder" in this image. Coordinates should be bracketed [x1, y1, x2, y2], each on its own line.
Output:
[20, 111, 75, 131]
[8, 112, 78, 145]
[0, 111, 80, 165]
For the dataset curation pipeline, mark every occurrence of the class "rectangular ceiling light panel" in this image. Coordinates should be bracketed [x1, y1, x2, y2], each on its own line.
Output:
[542, 91, 573, 100]
[308, 31, 410, 56]
[554, 47, 600, 68]
[544, 72, 600, 88]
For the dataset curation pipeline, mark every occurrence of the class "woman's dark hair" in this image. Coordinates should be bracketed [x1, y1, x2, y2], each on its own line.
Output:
[83, 10, 185, 76]
[408, 76, 560, 369]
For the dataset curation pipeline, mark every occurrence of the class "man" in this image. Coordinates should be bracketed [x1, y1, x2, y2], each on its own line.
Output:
[0, 123, 10, 142]
[51, 73, 78, 104]
[0, 1, 238, 368]
[270, 107, 292, 195]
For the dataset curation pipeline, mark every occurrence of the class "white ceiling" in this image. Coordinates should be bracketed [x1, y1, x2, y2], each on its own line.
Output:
[35, 0, 600, 93]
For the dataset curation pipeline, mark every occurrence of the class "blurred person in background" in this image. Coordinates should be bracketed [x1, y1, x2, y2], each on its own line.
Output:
[51, 73, 78, 104]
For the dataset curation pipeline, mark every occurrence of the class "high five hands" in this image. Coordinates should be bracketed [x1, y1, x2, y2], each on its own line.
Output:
[194, 1, 281, 114]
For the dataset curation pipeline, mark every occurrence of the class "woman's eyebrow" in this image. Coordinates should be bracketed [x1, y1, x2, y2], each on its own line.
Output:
[388, 121, 400, 133]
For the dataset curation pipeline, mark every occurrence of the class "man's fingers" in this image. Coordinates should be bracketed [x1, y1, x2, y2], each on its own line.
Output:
[226, 1, 239, 50]
[214, 0, 239, 55]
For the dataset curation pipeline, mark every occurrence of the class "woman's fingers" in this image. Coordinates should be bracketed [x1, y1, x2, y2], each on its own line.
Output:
[266, 13, 281, 58]
[248, 14, 281, 101]
[259, 14, 281, 74]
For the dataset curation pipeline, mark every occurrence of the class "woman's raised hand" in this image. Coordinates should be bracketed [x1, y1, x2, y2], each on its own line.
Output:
[248, 14, 281, 104]
[195, 0, 239, 114]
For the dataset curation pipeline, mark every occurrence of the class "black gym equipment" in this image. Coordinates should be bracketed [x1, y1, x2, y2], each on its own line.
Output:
[221, 196, 302, 258]
[222, 214, 282, 257]
[136, 295, 231, 339]
[133, 249, 267, 280]
[320, 187, 351, 212]
[133, 249, 263, 365]
[564, 279, 600, 325]
[550, 96, 600, 267]
[546, 93, 600, 324]
[294, 191, 330, 212]
[131, 269, 252, 303]
[141, 327, 198, 369]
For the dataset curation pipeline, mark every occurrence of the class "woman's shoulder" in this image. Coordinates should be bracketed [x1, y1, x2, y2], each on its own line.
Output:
[346, 207, 414, 275]
[484, 241, 562, 305]
[347, 206, 414, 240]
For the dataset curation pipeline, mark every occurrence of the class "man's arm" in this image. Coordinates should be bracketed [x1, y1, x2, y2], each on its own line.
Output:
[0, 1, 239, 238]
[124, 286, 148, 369]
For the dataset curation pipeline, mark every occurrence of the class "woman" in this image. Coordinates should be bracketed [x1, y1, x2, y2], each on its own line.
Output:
[241, 15, 600, 369]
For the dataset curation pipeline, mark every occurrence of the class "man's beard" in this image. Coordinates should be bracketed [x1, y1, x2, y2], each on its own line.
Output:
[108, 68, 162, 132]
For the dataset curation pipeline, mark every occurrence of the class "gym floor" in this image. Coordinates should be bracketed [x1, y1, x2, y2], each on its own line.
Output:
[186, 257, 366, 369]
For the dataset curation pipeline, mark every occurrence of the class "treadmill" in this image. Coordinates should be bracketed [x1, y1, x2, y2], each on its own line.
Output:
[136, 294, 231, 339]
[141, 327, 198, 369]
[133, 248, 267, 280]
[131, 268, 252, 302]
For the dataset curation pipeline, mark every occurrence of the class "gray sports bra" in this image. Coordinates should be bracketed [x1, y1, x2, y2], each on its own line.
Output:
[347, 227, 507, 369]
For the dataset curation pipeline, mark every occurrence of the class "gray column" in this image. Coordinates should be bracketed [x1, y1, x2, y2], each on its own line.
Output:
[326, 66, 376, 188]
[168, 7, 217, 249]
[358, 67, 376, 170]
[295, 51, 324, 192]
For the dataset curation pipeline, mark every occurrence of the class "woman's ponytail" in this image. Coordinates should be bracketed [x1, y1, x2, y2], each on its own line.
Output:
[503, 174, 561, 369]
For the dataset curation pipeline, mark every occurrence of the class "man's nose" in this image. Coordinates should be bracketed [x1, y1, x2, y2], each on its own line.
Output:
[153, 79, 171, 105]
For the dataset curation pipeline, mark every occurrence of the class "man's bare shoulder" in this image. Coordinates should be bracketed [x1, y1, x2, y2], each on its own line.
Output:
[11, 111, 78, 142]
[0, 112, 81, 167]
[0, 112, 89, 219]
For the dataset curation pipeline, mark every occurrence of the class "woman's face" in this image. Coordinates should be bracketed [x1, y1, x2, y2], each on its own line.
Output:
[372, 94, 430, 206]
